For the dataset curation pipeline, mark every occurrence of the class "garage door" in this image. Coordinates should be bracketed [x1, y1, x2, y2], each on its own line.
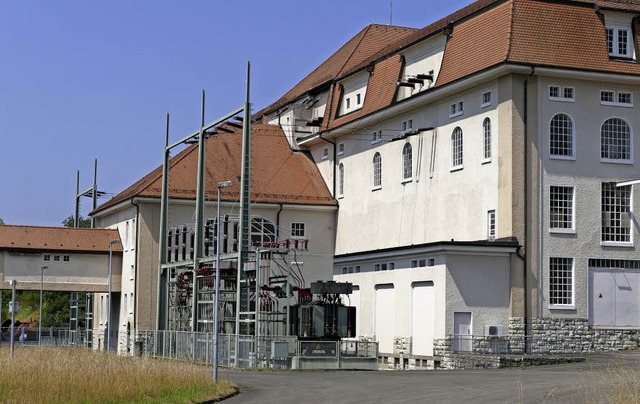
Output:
[411, 281, 435, 356]
[375, 284, 395, 354]
[590, 268, 640, 327]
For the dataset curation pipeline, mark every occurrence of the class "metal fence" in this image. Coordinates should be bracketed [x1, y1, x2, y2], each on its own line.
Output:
[449, 335, 586, 356]
[0, 327, 90, 347]
[135, 331, 378, 369]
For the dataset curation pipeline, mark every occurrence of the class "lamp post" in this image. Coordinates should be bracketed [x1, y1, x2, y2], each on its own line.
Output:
[39, 265, 48, 346]
[214, 180, 232, 382]
[107, 239, 120, 352]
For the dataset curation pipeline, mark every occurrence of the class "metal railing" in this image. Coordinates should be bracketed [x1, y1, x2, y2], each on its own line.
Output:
[135, 331, 378, 369]
[0, 327, 90, 347]
[448, 335, 586, 356]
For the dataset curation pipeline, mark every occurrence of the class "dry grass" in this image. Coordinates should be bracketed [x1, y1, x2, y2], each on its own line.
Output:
[0, 346, 237, 403]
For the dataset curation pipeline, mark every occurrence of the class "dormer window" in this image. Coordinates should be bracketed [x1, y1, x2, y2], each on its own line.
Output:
[607, 26, 632, 58]
[602, 10, 636, 60]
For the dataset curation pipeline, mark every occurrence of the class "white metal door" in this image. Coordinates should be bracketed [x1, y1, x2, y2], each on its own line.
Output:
[375, 284, 395, 354]
[453, 312, 472, 352]
[590, 269, 640, 327]
[411, 282, 435, 356]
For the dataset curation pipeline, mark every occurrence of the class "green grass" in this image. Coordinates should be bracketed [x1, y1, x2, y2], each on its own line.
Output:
[0, 346, 237, 403]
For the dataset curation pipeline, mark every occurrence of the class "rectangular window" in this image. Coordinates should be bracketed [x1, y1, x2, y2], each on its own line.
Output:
[481, 91, 491, 107]
[125, 221, 130, 250]
[601, 183, 632, 243]
[401, 119, 413, 132]
[372, 130, 382, 144]
[374, 264, 380, 272]
[337, 142, 345, 155]
[411, 260, 418, 268]
[549, 257, 574, 306]
[129, 294, 133, 314]
[346, 97, 351, 110]
[601, 90, 614, 103]
[549, 85, 574, 102]
[601, 90, 633, 107]
[450, 101, 464, 118]
[356, 93, 362, 105]
[618, 92, 632, 105]
[487, 210, 496, 239]
[342, 267, 348, 274]
[54, 255, 60, 262]
[99, 296, 104, 325]
[388, 262, 395, 270]
[130, 264, 135, 280]
[550, 186, 574, 231]
[291, 222, 306, 238]
[321, 147, 329, 160]
[427, 258, 435, 267]
[43, 255, 50, 262]
[347, 266, 354, 274]
[563, 87, 574, 99]
[63, 255, 70, 262]
[355, 265, 360, 273]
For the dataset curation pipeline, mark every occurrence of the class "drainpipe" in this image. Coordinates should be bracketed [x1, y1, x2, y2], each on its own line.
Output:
[131, 198, 140, 348]
[523, 66, 535, 334]
[275, 203, 284, 240]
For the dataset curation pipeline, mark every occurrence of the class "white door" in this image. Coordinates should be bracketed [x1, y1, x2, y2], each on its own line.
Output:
[453, 312, 472, 352]
[411, 282, 435, 356]
[375, 284, 395, 354]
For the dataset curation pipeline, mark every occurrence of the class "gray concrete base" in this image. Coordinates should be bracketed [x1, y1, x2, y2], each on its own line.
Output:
[291, 356, 378, 370]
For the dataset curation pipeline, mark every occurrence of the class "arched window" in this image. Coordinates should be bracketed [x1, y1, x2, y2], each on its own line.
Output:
[338, 163, 344, 197]
[483, 118, 491, 160]
[451, 127, 463, 168]
[549, 114, 574, 158]
[601, 118, 631, 161]
[372, 152, 382, 188]
[402, 143, 413, 180]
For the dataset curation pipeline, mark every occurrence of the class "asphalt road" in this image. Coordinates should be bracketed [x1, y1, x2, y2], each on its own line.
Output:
[221, 351, 640, 403]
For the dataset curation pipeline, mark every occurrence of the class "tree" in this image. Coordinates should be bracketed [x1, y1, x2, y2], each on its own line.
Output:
[0, 218, 4, 225]
[62, 215, 91, 228]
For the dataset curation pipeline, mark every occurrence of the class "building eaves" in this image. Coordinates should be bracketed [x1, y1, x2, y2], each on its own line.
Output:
[334, 238, 521, 260]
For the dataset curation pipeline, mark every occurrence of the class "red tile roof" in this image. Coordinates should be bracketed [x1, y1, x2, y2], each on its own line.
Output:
[0, 225, 122, 253]
[256, 24, 419, 118]
[92, 123, 335, 215]
[259, 0, 640, 133]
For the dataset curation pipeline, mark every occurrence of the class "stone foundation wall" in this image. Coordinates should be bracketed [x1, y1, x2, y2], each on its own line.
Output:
[524, 317, 640, 352]
[393, 336, 412, 355]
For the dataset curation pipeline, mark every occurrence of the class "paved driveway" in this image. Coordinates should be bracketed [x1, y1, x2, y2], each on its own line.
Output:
[221, 351, 640, 403]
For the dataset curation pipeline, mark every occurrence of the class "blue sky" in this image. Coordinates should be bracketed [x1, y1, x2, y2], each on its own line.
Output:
[0, 0, 473, 226]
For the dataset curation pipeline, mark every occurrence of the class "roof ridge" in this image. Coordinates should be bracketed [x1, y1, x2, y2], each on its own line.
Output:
[335, 24, 373, 76]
